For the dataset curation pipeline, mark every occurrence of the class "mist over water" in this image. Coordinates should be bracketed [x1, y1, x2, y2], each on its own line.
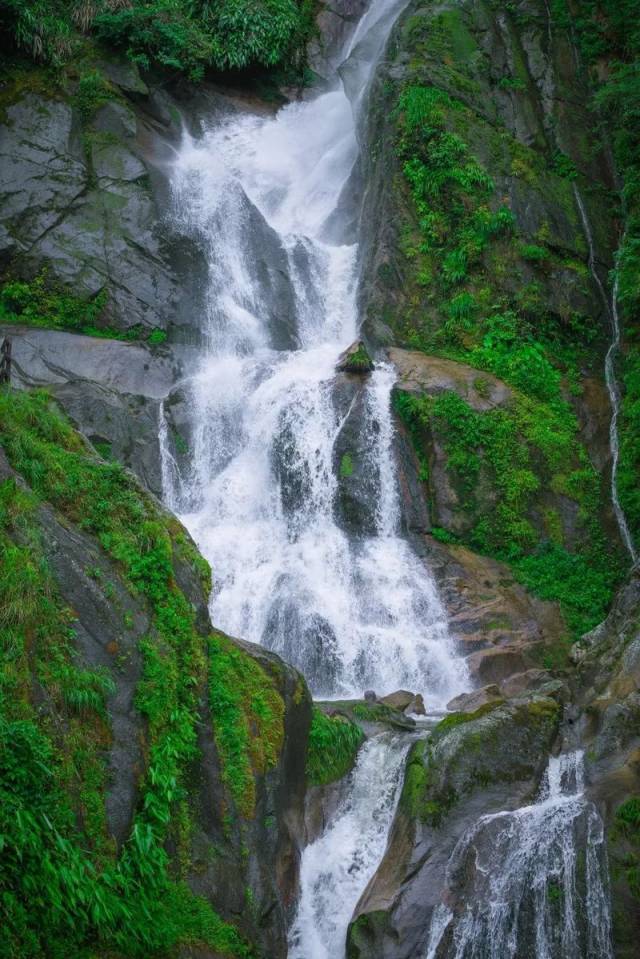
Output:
[163, 0, 468, 705]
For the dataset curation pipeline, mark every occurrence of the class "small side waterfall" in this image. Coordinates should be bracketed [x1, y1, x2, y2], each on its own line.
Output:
[573, 185, 637, 563]
[425, 751, 613, 959]
[289, 734, 411, 959]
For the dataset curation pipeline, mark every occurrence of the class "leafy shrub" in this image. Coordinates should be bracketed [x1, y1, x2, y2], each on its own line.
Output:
[306, 707, 364, 787]
[1, 0, 314, 78]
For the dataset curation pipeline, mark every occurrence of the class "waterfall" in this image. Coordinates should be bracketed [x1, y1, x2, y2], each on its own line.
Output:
[162, 0, 468, 706]
[573, 185, 637, 563]
[424, 751, 613, 959]
[289, 734, 411, 959]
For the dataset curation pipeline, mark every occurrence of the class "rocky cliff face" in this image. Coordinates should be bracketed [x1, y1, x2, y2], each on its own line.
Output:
[355, 0, 630, 667]
[0, 389, 311, 958]
[1, 1, 639, 956]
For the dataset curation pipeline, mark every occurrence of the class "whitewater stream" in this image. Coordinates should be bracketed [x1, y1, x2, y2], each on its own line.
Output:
[162, 0, 468, 704]
[289, 734, 411, 958]
[425, 751, 612, 959]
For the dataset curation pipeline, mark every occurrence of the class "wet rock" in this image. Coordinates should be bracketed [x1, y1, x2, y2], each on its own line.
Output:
[332, 371, 380, 535]
[2, 323, 182, 497]
[336, 340, 375, 374]
[392, 414, 431, 534]
[364, 689, 377, 702]
[319, 698, 416, 734]
[0, 92, 181, 334]
[379, 689, 414, 711]
[466, 645, 532, 686]
[447, 684, 503, 714]
[407, 693, 426, 716]
[501, 668, 550, 698]
[309, 0, 369, 79]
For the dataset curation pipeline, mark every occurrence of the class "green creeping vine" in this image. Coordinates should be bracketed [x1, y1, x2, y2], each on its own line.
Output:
[0, 388, 253, 957]
[306, 707, 364, 787]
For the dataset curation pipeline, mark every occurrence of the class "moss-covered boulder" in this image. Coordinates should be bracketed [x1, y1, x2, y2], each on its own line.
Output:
[0, 386, 311, 959]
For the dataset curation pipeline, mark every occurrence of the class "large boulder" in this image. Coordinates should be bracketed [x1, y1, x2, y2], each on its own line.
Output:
[0, 405, 312, 958]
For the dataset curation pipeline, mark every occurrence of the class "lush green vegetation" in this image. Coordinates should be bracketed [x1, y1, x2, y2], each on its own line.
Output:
[387, 4, 634, 639]
[611, 796, 640, 901]
[208, 633, 285, 819]
[306, 707, 364, 787]
[0, 386, 259, 957]
[0, 0, 314, 80]
[395, 386, 620, 638]
[0, 273, 167, 343]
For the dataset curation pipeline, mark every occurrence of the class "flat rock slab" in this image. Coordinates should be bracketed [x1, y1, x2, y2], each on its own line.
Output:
[389, 347, 513, 411]
[2, 324, 178, 398]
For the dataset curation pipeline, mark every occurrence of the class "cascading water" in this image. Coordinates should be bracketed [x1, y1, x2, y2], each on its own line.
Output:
[424, 751, 613, 959]
[289, 734, 411, 959]
[573, 186, 637, 563]
[163, 0, 468, 705]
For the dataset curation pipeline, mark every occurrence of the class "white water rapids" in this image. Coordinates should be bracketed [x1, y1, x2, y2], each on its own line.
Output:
[425, 751, 613, 959]
[289, 734, 410, 958]
[162, 0, 468, 705]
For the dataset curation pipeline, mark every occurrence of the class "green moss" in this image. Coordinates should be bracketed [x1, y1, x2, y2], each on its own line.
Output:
[306, 707, 364, 787]
[399, 740, 454, 827]
[350, 701, 403, 724]
[208, 633, 285, 819]
[340, 452, 355, 479]
[347, 910, 392, 958]
[433, 700, 504, 737]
